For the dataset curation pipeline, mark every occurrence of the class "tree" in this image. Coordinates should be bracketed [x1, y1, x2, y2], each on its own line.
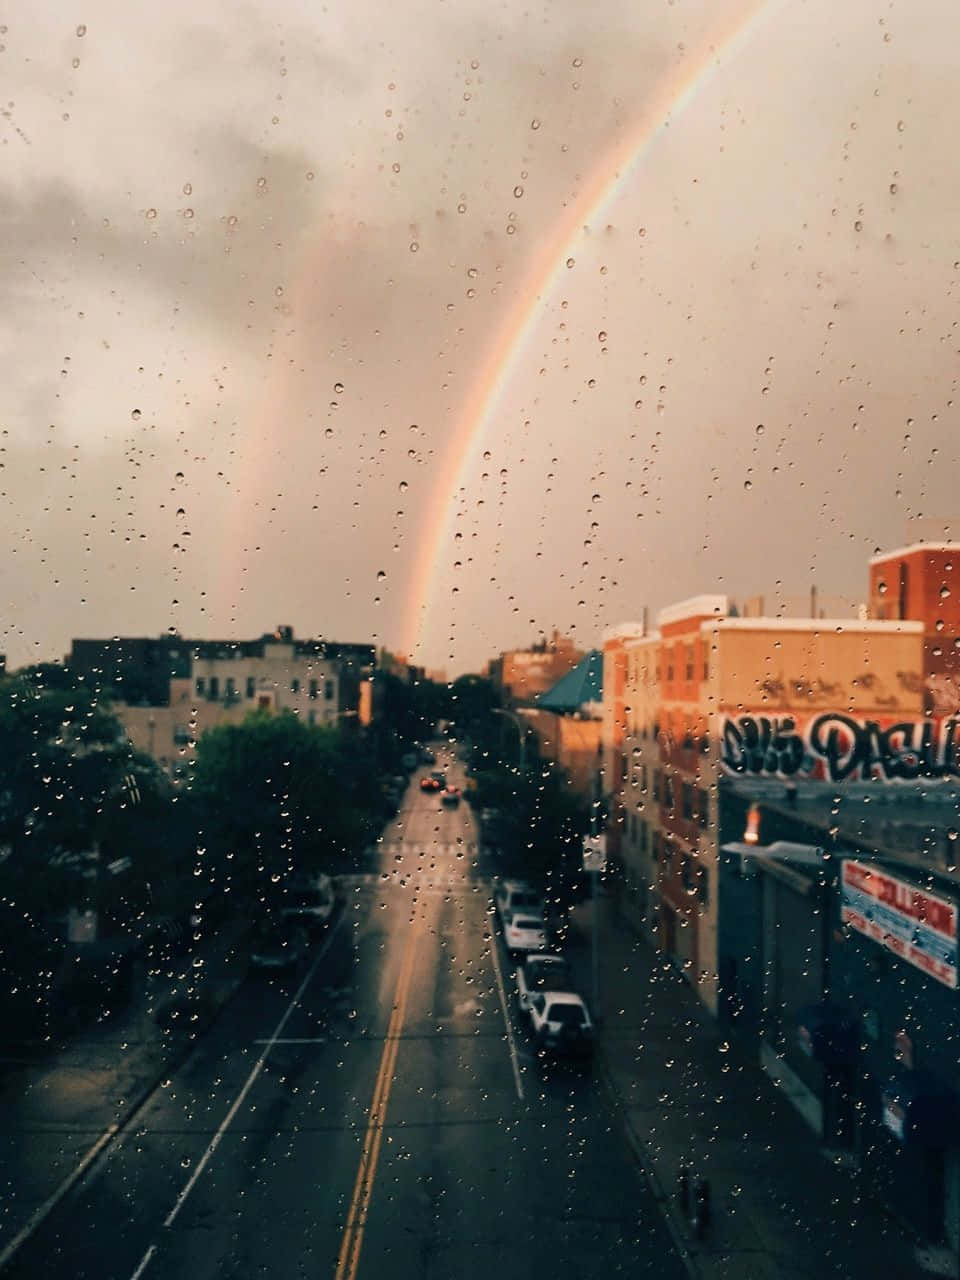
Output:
[0, 665, 168, 918]
[191, 711, 386, 904]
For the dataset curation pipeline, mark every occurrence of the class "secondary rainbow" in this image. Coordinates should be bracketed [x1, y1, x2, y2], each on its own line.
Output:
[405, 0, 781, 664]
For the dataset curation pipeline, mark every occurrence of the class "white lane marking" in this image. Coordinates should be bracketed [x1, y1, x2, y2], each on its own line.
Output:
[252, 1037, 328, 1045]
[130, 1242, 157, 1280]
[163, 918, 343, 1227]
[488, 928, 524, 1102]
[0, 1121, 119, 1270]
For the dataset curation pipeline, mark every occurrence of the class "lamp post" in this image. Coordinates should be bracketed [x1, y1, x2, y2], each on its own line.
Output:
[491, 707, 527, 773]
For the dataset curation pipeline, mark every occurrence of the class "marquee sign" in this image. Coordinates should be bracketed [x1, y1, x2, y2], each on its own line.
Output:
[721, 713, 960, 782]
[841, 859, 957, 989]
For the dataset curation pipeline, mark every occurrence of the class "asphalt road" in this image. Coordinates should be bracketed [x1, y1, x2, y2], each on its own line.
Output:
[4, 749, 684, 1280]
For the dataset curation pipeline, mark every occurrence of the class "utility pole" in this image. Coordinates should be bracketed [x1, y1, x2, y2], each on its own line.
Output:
[491, 707, 527, 773]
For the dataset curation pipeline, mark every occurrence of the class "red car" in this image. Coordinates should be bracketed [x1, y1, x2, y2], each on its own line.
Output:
[420, 772, 445, 792]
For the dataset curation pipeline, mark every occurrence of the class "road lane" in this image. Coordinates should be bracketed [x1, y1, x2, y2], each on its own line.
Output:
[2, 748, 684, 1280]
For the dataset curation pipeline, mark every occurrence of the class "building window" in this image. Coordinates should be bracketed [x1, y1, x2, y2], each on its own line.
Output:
[653, 770, 661, 802]
[208, 676, 219, 700]
[641, 764, 648, 792]
[685, 646, 694, 681]
[638, 819, 648, 852]
[325, 679, 334, 701]
[291, 677, 300, 694]
[698, 788, 710, 828]
[703, 652, 710, 680]
[309, 679, 319, 700]
[666, 657, 674, 681]
[698, 867, 710, 907]
[663, 773, 674, 809]
[308, 709, 316, 726]
[681, 857, 695, 893]
[195, 677, 206, 697]
[681, 782, 694, 821]
[246, 675, 256, 698]
[226, 676, 236, 698]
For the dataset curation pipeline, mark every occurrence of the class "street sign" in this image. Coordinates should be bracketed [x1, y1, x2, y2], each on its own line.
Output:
[582, 834, 607, 873]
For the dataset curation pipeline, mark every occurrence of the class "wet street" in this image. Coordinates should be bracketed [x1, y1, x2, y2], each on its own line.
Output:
[3, 755, 683, 1280]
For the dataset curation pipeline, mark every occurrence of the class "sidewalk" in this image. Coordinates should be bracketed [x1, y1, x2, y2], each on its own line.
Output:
[0, 915, 253, 1265]
[566, 894, 931, 1280]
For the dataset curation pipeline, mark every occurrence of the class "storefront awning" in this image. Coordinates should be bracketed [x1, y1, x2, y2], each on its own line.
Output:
[881, 1069, 960, 1146]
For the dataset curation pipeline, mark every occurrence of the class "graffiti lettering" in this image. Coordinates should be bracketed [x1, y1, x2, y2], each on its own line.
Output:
[721, 716, 805, 776]
[720, 713, 960, 782]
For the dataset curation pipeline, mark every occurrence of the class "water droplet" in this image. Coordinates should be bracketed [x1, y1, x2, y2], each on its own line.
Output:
[598, 331, 607, 342]
[572, 56, 583, 68]
[409, 241, 419, 252]
[182, 182, 192, 196]
[145, 208, 157, 220]
[76, 23, 87, 37]
[565, 257, 575, 269]
[334, 381, 344, 394]
[530, 118, 541, 130]
[743, 478, 753, 490]
[183, 208, 194, 220]
[897, 119, 905, 132]
[131, 409, 141, 421]
[513, 185, 524, 198]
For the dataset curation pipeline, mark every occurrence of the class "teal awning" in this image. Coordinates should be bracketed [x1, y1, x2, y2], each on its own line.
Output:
[536, 650, 603, 713]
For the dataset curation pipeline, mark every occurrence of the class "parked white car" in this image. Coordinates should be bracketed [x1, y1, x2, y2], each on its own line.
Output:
[516, 953, 574, 1015]
[494, 879, 544, 925]
[503, 913, 547, 954]
[529, 991, 595, 1058]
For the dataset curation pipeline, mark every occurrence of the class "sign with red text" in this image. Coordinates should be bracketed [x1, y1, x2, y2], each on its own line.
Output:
[841, 860, 957, 989]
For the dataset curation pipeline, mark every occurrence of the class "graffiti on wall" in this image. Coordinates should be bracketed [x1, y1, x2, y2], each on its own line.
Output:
[721, 713, 960, 782]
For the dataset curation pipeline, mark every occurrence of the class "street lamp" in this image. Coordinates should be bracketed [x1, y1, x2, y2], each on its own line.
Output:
[491, 707, 528, 772]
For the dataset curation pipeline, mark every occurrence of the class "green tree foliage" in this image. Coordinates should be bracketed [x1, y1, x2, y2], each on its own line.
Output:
[0, 664, 168, 915]
[368, 672, 450, 768]
[191, 711, 386, 902]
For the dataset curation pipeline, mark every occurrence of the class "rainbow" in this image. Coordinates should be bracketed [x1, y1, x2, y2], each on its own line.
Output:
[405, 0, 781, 666]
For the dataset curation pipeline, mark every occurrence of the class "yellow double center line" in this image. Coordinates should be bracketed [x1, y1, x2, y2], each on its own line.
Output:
[334, 912, 421, 1280]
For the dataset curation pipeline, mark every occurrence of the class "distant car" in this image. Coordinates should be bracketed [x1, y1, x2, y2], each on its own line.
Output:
[430, 770, 447, 788]
[516, 954, 574, 1014]
[529, 991, 595, 1057]
[420, 747, 436, 764]
[495, 879, 544, 925]
[250, 922, 309, 972]
[279, 873, 336, 929]
[441, 786, 461, 807]
[420, 775, 441, 792]
[503, 913, 547, 954]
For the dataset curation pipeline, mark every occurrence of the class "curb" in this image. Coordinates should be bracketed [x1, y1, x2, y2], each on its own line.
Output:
[596, 1045, 704, 1280]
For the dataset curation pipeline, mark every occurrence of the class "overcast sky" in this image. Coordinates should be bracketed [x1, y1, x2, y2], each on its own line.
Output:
[2, 0, 958, 676]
